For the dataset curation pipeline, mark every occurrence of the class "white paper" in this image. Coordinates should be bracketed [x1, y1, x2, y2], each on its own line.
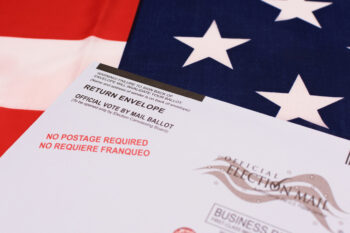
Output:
[0, 63, 349, 233]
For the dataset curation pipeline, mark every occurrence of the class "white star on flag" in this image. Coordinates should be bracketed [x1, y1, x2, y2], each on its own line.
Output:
[174, 20, 250, 69]
[262, 0, 332, 28]
[257, 75, 343, 128]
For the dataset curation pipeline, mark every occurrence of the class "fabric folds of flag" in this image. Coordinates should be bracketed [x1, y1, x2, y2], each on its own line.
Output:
[0, 0, 139, 155]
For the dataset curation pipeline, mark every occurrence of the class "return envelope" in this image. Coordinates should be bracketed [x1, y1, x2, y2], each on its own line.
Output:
[0, 63, 349, 233]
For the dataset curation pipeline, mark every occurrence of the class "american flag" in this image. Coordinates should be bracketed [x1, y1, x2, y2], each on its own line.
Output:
[1, 0, 349, 156]
[120, 0, 350, 139]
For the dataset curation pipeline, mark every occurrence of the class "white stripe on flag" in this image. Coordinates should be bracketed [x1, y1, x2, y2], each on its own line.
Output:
[0, 36, 126, 110]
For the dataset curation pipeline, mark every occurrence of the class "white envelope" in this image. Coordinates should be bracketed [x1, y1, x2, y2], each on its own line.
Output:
[0, 63, 349, 233]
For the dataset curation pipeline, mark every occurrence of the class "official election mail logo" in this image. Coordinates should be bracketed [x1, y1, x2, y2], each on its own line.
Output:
[199, 156, 346, 232]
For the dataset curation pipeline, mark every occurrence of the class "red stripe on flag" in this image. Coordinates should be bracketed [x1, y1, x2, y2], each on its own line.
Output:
[0, 0, 139, 41]
[0, 108, 43, 156]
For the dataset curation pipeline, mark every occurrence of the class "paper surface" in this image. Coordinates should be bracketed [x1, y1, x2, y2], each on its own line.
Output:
[0, 63, 349, 233]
